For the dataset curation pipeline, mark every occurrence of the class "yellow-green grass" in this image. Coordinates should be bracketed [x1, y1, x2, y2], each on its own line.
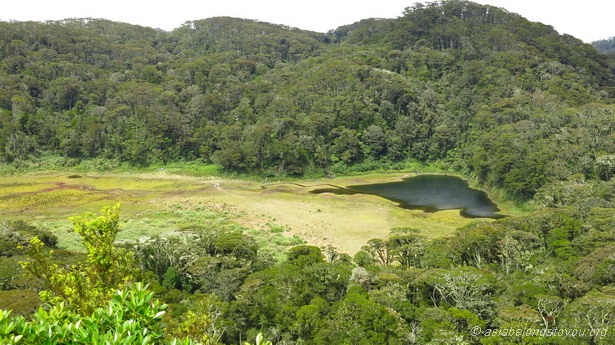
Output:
[0, 189, 98, 211]
[78, 174, 201, 191]
[0, 181, 58, 194]
[0, 171, 519, 255]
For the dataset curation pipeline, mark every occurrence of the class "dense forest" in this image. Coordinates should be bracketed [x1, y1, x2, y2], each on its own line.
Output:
[1, 1, 614, 344]
[1, 1, 613, 199]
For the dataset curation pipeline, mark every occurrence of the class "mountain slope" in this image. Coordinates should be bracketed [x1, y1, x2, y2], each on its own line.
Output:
[0, 1, 614, 200]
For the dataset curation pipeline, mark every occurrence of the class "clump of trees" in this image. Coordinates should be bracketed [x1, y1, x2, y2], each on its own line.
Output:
[0, 205, 273, 345]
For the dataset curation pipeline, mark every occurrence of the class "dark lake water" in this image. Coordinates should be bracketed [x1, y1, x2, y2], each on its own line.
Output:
[310, 175, 503, 219]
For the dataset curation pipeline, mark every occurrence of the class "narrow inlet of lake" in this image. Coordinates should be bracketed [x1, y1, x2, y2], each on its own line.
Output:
[310, 175, 503, 219]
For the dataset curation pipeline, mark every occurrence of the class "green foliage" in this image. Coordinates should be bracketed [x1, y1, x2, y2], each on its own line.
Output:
[0, 220, 57, 257]
[563, 290, 615, 344]
[20, 204, 136, 314]
[243, 333, 272, 345]
[0, 283, 197, 345]
[574, 245, 615, 286]
[286, 245, 324, 267]
[165, 293, 229, 344]
[133, 225, 272, 300]
[315, 289, 402, 344]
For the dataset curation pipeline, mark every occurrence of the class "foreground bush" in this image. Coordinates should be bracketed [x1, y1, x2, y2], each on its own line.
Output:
[0, 283, 197, 344]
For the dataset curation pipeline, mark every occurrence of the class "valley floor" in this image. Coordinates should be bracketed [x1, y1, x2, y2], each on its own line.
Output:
[0, 171, 513, 254]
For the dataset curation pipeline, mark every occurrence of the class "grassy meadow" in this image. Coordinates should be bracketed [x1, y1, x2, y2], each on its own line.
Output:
[0, 169, 516, 255]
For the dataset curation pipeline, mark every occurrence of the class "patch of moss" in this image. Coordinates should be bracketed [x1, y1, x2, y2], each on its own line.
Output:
[0, 289, 41, 316]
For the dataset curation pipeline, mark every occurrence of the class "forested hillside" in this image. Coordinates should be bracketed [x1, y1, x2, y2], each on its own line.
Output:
[1, 1, 614, 199]
[1, 1, 615, 344]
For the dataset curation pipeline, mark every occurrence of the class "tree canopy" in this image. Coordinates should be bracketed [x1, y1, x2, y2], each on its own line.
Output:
[0, 1, 613, 199]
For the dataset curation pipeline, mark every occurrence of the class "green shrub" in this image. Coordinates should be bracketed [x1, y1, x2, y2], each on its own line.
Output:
[0, 283, 198, 344]
[0, 221, 57, 257]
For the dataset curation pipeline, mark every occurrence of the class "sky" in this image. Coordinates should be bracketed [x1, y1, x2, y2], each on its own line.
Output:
[0, 0, 612, 43]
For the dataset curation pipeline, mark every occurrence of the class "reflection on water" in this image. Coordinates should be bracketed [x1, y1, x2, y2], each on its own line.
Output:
[310, 175, 503, 219]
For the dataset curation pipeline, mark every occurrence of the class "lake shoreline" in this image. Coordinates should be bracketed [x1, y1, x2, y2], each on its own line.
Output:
[0, 169, 522, 254]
